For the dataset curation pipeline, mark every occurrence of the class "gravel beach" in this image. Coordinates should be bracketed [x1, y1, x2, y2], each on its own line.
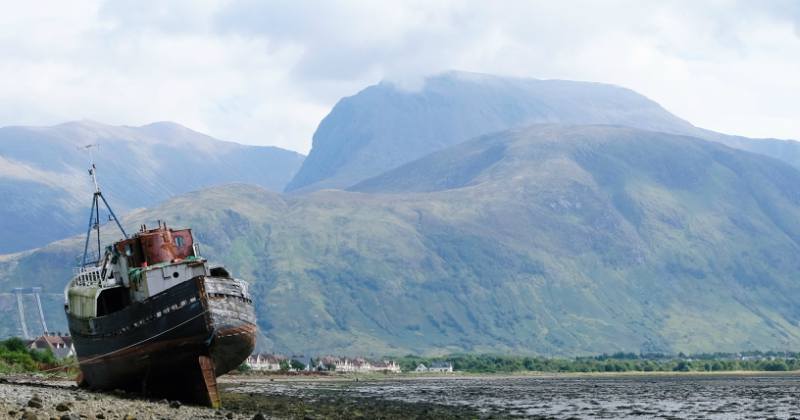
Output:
[5, 372, 800, 419]
[0, 378, 261, 420]
[0, 374, 477, 420]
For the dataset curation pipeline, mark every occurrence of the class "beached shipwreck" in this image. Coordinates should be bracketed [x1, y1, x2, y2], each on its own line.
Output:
[64, 162, 256, 407]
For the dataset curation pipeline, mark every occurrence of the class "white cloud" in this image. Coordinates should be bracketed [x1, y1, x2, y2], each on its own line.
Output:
[0, 0, 798, 153]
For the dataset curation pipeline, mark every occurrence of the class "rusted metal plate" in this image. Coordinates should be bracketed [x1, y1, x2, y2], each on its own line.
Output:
[114, 225, 196, 268]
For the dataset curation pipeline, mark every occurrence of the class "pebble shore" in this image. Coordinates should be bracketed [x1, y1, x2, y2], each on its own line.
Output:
[0, 379, 269, 420]
[0, 375, 478, 420]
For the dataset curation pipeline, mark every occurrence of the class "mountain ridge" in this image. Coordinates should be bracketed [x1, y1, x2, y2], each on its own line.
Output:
[6, 124, 800, 356]
[0, 120, 305, 253]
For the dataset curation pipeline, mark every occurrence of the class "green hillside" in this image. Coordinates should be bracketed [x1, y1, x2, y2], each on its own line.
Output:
[4, 125, 800, 356]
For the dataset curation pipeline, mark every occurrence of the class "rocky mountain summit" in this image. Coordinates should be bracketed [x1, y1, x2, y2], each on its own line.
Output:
[287, 71, 800, 193]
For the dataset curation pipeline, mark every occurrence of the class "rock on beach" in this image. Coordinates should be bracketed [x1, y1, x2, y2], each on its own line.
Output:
[0, 380, 261, 420]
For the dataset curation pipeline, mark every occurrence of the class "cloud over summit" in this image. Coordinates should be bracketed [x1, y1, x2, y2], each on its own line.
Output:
[0, 1, 798, 153]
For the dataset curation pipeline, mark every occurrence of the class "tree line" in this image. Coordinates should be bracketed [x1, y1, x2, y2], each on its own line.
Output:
[0, 337, 57, 373]
[396, 351, 800, 373]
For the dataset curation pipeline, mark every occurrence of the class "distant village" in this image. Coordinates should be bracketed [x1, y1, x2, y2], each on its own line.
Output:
[10, 331, 800, 378]
[17, 328, 460, 375]
[245, 353, 454, 374]
[13, 330, 799, 376]
[16, 332, 460, 374]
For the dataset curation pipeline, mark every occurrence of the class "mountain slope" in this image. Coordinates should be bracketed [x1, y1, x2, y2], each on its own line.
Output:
[0, 121, 304, 253]
[286, 71, 800, 193]
[5, 125, 800, 356]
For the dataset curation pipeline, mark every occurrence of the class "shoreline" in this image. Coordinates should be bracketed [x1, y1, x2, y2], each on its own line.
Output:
[226, 368, 800, 382]
[3, 371, 800, 419]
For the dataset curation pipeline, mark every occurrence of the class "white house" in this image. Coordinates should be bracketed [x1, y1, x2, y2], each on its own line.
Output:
[317, 356, 401, 373]
[28, 333, 75, 359]
[372, 360, 402, 373]
[427, 361, 454, 373]
[245, 354, 285, 371]
[317, 356, 353, 372]
[413, 361, 454, 373]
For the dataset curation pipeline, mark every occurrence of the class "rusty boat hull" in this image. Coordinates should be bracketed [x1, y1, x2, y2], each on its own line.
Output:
[66, 276, 256, 405]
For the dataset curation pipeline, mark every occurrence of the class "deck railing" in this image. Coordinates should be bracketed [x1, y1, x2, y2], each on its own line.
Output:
[71, 266, 117, 288]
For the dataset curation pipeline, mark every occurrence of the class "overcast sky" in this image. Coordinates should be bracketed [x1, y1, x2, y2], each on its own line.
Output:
[0, 1, 798, 153]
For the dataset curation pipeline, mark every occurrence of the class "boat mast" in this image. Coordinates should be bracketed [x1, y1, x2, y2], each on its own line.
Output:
[80, 144, 128, 266]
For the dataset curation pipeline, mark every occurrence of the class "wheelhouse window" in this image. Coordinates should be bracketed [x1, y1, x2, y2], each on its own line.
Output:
[174, 236, 185, 248]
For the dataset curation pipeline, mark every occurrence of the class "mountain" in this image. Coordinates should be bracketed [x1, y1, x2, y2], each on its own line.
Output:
[0, 121, 305, 253]
[6, 124, 800, 356]
[285, 71, 800, 193]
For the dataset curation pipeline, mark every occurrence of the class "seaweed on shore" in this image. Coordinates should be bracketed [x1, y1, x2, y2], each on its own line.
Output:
[220, 390, 483, 419]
